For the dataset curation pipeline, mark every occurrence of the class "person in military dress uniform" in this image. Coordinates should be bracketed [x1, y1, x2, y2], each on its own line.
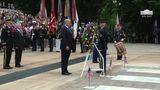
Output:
[39, 24, 47, 51]
[56, 20, 63, 52]
[31, 22, 38, 51]
[114, 24, 126, 60]
[47, 28, 55, 52]
[95, 21, 108, 74]
[1, 17, 14, 69]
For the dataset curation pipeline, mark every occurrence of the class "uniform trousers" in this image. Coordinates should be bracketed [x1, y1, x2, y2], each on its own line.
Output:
[56, 39, 61, 51]
[4, 47, 12, 67]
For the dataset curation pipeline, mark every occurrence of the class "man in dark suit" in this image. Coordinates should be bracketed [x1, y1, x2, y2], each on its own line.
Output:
[1, 18, 14, 69]
[60, 19, 73, 75]
[14, 24, 25, 67]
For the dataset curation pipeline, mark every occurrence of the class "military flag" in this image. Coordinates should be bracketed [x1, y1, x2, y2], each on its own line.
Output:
[116, 14, 120, 26]
[58, 0, 62, 22]
[153, 19, 159, 43]
[39, 0, 47, 18]
[64, 0, 71, 17]
[37, 0, 47, 28]
[50, 0, 56, 33]
[72, 0, 79, 39]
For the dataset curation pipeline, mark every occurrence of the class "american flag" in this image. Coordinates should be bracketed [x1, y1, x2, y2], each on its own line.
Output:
[37, 0, 47, 28]
[124, 56, 128, 64]
[86, 67, 93, 80]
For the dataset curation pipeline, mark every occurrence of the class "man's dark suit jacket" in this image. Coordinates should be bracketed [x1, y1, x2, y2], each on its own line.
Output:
[14, 30, 25, 49]
[60, 25, 73, 50]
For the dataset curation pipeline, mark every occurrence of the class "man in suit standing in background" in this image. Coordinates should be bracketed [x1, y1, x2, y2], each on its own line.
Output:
[14, 22, 25, 67]
[60, 19, 73, 75]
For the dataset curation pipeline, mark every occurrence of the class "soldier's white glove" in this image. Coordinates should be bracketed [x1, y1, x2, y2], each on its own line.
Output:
[2, 43, 6, 46]
[121, 39, 124, 42]
[2, 43, 6, 48]
[66, 46, 70, 50]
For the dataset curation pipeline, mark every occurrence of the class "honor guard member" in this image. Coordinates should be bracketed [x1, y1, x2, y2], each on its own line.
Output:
[60, 19, 73, 75]
[96, 21, 108, 74]
[92, 25, 100, 63]
[114, 24, 126, 60]
[31, 21, 38, 51]
[77, 25, 84, 53]
[13, 22, 25, 67]
[56, 20, 63, 52]
[71, 29, 77, 53]
[39, 24, 47, 51]
[1, 17, 14, 69]
[0, 27, 2, 51]
[47, 28, 55, 52]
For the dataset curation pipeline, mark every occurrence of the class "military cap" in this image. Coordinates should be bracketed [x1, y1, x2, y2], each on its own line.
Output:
[5, 16, 12, 21]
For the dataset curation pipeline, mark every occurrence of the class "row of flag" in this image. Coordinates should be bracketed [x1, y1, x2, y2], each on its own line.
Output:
[38, 0, 79, 38]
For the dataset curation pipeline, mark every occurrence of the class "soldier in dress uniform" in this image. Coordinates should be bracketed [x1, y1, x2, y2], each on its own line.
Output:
[0, 27, 2, 51]
[56, 20, 63, 52]
[47, 28, 55, 52]
[1, 17, 14, 69]
[95, 21, 108, 74]
[114, 24, 126, 60]
[31, 22, 38, 51]
[77, 25, 84, 53]
[39, 24, 47, 51]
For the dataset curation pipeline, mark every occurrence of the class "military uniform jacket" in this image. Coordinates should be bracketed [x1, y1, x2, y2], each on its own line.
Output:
[114, 30, 125, 42]
[39, 28, 47, 38]
[31, 28, 38, 40]
[14, 29, 25, 49]
[98, 27, 108, 50]
[1, 25, 15, 48]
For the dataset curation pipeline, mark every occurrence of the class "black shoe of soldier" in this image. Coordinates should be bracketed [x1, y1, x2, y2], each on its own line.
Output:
[3, 66, 13, 69]
[96, 70, 102, 73]
[15, 65, 24, 67]
[93, 61, 98, 63]
[62, 72, 72, 75]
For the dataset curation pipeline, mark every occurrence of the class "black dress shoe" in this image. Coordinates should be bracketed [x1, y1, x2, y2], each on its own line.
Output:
[40, 50, 44, 52]
[67, 72, 72, 74]
[15, 65, 23, 67]
[62, 72, 72, 75]
[93, 61, 98, 63]
[49, 50, 53, 52]
[96, 70, 102, 73]
[3, 66, 13, 69]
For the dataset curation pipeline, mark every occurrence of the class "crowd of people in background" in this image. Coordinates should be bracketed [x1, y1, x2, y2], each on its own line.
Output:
[0, 9, 57, 53]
